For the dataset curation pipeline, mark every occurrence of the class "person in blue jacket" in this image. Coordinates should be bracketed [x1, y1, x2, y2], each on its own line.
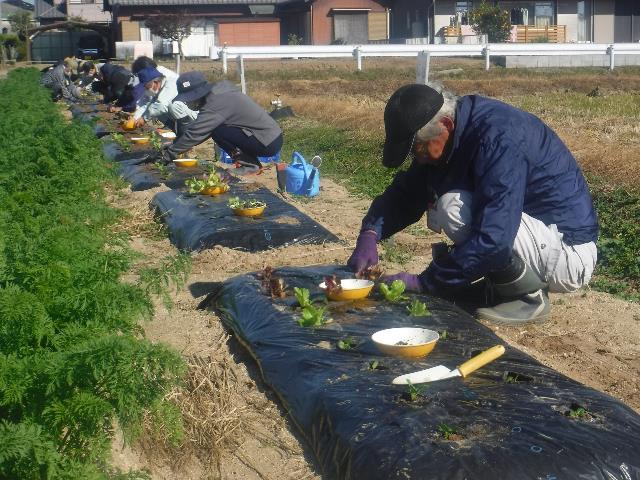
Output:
[348, 84, 599, 325]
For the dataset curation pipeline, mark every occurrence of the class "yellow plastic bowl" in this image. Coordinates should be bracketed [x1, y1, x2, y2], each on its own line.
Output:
[233, 205, 266, 217]
[130, 137, 150, 145]
[319, 279, 374, 301]
[121, 119, 136, 131]
[158, 130, 177, 139]
[371, 328, 439, 359]
[173, 159, 198, 168]
[202, 185, 229, 196]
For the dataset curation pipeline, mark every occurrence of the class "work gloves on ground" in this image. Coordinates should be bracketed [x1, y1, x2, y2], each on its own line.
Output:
[347, 230, 379, 274]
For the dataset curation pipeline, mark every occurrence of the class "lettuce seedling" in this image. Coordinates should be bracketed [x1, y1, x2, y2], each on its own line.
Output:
[293, 287, 312, 308]
[406, 299, 431, 317]
[379, 280, 408, 302]
[297, 304, 328, 327]
[337, 337, 359, 351]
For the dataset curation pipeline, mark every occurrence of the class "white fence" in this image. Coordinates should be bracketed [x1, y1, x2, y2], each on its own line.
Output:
[211, 43, 640, 76]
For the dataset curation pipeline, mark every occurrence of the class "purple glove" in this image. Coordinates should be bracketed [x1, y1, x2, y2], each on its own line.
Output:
[381, 272, 423, 293]
[347, 230, 379, 274]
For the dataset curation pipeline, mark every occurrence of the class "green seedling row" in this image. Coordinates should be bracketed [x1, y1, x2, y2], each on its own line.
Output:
[0, 69, 186, 478]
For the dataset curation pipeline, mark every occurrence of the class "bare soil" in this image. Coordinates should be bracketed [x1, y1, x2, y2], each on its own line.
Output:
[97, 60, 640, 478]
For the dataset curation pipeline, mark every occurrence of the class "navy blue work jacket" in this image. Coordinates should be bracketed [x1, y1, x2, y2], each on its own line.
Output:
[362, 95, 599, 291]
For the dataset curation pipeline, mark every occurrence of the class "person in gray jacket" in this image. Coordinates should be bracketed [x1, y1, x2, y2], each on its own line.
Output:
[161, 72, 282, 173]
[41, 60, 82, 102]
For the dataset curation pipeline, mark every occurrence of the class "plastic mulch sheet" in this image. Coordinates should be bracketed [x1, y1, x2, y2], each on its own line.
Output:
[102, 140, 155, 163]
[210, 265, 640, 480]
[116, 160, 237, 192]
[70, 107, 108, 137]
[152, 188, 340, 252]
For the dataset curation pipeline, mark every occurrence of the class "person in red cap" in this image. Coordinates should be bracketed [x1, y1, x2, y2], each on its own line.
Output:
[348, 84, 599, 325]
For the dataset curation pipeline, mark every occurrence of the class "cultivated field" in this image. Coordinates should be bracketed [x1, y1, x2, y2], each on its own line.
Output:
[106, 58, 639, 479]
[2, 59, 638, 479]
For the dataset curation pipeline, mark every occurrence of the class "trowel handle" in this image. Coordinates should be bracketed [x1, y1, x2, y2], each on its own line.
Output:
[458, 345, 505, 378]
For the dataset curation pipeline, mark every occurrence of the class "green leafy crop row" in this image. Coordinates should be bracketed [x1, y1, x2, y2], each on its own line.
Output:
[0, 69, 186, 478]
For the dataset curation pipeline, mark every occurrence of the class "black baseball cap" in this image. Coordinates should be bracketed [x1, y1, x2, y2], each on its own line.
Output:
[174, 71, 212, 103]
[382, 84, 444, 168]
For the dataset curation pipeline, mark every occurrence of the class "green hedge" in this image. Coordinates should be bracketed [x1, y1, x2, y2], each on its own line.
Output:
[0, 69, 185, 478]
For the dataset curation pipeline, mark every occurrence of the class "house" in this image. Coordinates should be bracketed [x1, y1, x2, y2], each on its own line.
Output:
[278, 0, 389, 44]
[103, 0, 281, 54]
[386, 0, 639, 44]
[32, 0, 111, 61]
[1, 0, 35, 34]
[103, 0, 388, 53]
[35, 0, 110, 25]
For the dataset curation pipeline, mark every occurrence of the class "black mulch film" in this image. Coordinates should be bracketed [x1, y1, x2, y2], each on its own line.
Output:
[152, 188, 340, 252]
[115, 159, 235, 192]
[102, 140, 156, 163]
[209, 265, 640, 480]
[70, 103, 109, 137]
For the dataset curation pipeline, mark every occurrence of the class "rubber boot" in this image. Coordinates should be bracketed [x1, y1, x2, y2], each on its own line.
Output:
[476, 255, 550, 325]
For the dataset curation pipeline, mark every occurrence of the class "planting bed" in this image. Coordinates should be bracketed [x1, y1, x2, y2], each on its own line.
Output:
[115, 158, 231, 192]
[151, 187, 339, 252]
[210, 265, 640, 479]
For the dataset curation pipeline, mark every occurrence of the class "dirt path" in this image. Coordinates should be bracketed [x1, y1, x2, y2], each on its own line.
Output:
[107, 149, 639, 479]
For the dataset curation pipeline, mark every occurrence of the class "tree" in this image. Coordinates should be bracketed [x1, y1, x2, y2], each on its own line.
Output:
[8, 12, 32, 61]
[469, 1, 512, 43]
[145, 13, 192, 59]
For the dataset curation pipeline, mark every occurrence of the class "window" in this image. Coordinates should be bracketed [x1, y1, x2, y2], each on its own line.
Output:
[498, 2, 554, 26]
[534, 2, 553, 27]
[190, 19, 216, 35]
[455, 1, 473, 25]
[456, 1, 473, 13]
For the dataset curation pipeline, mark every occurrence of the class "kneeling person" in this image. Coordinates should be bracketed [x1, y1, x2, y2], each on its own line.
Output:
[348, 84, 599, 325]
[133, 67, 179, 128]
[41, 60, 82, 102]
[162, 72, 282, 172]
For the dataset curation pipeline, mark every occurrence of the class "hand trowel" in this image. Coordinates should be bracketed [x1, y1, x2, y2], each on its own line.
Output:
[392, 345, 505, 385]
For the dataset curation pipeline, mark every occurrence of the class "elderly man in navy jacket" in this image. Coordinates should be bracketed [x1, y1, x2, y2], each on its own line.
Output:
[348, 84, 599, 325]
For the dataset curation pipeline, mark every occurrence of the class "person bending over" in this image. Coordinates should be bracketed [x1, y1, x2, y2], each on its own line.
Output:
[41, 60, 82, 102]
[348, 84, 598, 325]
[132, 67, 179, 128]
[130, 56, 197, 134]
[93, 63, 141, 113]
[157, 72, 282, 173]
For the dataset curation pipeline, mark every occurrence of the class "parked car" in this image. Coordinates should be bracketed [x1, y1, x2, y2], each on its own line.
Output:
[77, 35, 106, 60]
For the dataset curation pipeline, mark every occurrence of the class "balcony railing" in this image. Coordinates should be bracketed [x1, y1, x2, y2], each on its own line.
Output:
[515, 25, 566, 43]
